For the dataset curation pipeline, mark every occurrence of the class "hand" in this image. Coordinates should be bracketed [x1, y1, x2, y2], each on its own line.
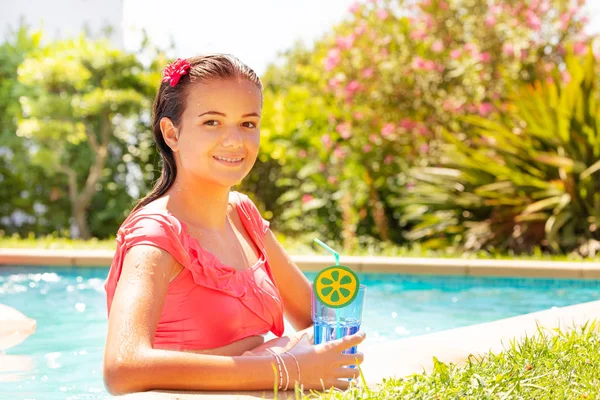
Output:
[285, 331, 366, 391]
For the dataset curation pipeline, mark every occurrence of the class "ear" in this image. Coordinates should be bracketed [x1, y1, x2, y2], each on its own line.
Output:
[160, 117, 180, 152]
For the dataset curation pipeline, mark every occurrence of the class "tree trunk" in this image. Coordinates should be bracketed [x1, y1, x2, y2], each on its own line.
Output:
[58, 116, 110, 239]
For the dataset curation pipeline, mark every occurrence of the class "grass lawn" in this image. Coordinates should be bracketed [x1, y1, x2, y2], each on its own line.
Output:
[308, 322, 600, 399]
[2, 233, 600, 262]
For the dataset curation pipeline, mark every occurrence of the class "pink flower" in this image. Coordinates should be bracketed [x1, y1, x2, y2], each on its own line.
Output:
[334, 146, 346, 159]
[348, 2, 361, 13]
[485, 15, 496, 27]
[328, 176, 338, 185]
[363, 144, 372, 152]
[419, 143, 429, 154]
[369, 134, 378, 143]
[431, 40, 444, 53]
[336, 35, 355, 50]
[443, 99, 459, 111]
[162, 58, 191, 87]
[400, 118, 415, 130]
[490, 4, 502, 15]
[345, 80, 362, 96]
[410, 29, 427, 41]
[560, 13, 571, 30]
[450, 49, 462, 59]
[439, 1, 448, 10]
[526, 11, 542, 30]
[321, 134, 332, 148]
[464, 43, 478, 56]
[423, 60, 436, 71]
[381, 123, 395, 137]
[384, 155, 394, 165]
[328, 77, 340, 89]
[574, 41, 587, 55]
[479, 52, 492, 63]
[355, 24, 367, 35]
[298, 149, 307, 158]
[478, 103, 494, 116]
[362, 67, 374, 78]
[353, 111, 364, 120]
[324, 49, 341, 71]
[503, 43, 515, 56]
[376, 8, 389, 20]
[336, 122, 352, 139]
[417, 124, 429, 136]
[562, 70, 572, 84]
[302, 194, 314, 204]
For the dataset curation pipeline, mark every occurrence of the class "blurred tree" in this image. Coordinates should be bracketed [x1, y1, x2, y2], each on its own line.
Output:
[16, 36, 159, 239]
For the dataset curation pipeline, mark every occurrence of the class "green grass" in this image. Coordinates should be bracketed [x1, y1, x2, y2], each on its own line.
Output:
[2, 232, 600, 261]
[304, 322, 600, 399]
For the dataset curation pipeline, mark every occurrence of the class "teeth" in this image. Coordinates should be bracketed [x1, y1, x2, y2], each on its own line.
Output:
[214, 156, 243, 163]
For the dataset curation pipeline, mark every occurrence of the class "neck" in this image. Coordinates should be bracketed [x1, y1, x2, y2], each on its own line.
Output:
[165, 171, 231, 232]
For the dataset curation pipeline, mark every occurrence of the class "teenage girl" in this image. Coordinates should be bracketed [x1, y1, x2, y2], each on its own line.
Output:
[103, 54, 365, 395]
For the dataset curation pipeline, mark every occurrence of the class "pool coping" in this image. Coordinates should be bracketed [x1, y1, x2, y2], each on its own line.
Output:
[1, 248, 600, 279]
[115, 300, 600, 399]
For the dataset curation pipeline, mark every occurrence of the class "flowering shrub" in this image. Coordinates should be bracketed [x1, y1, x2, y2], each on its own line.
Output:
[254, 0, 593, 251]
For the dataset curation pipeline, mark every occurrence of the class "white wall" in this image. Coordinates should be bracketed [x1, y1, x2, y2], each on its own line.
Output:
[0, 0, 124, 48]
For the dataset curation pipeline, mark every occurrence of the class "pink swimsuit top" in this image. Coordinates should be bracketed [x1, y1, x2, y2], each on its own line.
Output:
[105, 192, 284, 350]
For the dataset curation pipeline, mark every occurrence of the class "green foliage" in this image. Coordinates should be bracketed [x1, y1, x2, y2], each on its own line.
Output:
[401, 49, 600, 255]
[295, 322, 600, 399]
[255, 0, 593, 253]
[15, 35, 159, 238]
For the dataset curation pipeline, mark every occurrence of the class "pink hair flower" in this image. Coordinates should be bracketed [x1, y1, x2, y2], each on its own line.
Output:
[162, 58, 191, 87]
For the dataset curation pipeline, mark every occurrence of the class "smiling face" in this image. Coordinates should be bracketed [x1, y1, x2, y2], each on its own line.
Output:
[161, 78, 262, 189]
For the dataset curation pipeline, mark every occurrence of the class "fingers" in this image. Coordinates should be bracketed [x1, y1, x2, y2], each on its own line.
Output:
[333, 367, 360, 380]
[331, 331, 366, 350]
[337, 352, 364, 366]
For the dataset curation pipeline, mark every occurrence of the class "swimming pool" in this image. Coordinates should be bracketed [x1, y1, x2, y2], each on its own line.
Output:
[1, 266, 599, 400]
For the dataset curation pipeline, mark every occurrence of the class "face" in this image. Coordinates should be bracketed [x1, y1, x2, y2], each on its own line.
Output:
[162, 78, 262, 188]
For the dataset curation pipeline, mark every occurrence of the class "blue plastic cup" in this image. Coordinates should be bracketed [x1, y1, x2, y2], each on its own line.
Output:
[311, 284, 366, 355]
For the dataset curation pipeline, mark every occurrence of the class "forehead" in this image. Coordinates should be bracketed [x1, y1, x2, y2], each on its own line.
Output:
[185, 78, 262, 113]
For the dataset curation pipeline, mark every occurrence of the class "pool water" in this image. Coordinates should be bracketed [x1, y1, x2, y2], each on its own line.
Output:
[1, 266, 599, 399]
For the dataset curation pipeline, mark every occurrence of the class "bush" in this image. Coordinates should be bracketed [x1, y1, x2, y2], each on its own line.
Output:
[256, 0, 593, 251]
[400, 49, 600, 255]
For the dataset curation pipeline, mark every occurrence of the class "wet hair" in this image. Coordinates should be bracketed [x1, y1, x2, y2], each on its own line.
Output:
[132, 54, 263, 212]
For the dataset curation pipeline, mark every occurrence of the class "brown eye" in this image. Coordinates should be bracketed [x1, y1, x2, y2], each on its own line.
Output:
[242, 121, 257, 128]
[204, 120, 220, 126]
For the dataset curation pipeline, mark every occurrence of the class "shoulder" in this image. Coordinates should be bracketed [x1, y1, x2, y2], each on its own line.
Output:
[120, 201, 183, 238]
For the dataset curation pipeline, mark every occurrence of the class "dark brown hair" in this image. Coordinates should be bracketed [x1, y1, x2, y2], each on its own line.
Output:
[132, 54, 263, 212]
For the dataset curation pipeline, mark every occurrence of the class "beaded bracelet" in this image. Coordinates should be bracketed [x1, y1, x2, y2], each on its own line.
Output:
[284, 352, 301, 389]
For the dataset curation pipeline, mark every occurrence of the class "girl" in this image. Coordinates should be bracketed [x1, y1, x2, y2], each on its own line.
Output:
[103, 54, 365, 395]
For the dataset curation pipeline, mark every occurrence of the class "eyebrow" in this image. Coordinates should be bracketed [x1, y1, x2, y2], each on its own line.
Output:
[198, 111, 260, 118]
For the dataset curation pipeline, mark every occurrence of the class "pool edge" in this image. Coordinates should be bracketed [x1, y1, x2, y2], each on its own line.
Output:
[1, 248, 600, 279]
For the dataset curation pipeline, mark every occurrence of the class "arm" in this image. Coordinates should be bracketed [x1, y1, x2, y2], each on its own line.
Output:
[263, 229, 312, 331]
[103, 245, 276, 395]
[104, 244, 364, 394]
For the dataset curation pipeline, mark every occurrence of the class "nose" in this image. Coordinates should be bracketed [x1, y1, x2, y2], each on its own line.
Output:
[222, 127, 243, 148]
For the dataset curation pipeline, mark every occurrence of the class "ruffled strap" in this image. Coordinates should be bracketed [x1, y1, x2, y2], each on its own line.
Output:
[117, 209, 248, 297]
